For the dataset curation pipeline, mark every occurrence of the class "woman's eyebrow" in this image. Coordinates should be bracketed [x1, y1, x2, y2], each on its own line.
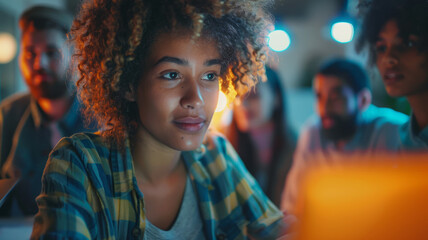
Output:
[153, 56, 222, 67]
[154, 56, 189, 66]
[204, 59, 222, 66]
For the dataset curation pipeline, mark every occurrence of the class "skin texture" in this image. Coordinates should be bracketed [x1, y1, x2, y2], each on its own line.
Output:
[375, 20, 428, 98]
[19, 26, 70, 101]
[130, 32, 221, 230]
[314, 74, 358, 130]
[375, 19, 428, 130]
[313, 74, 371, 144]
[19, 26, 72, 121]
[134, 32, 221, 152]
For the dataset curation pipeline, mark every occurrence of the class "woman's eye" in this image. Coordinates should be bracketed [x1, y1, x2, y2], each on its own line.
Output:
[162, 72, 180, 80]
[374, 44, 386, 54]
[202, 72, 218, 81]
[406, 35, 420, 48]
[406, 40, 417, 48]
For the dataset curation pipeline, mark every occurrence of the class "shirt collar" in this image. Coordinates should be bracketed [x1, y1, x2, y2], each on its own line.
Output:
[111, 138, 213, 196]
[409, 114, 428, 145]
[182, 144, 215, 190]
[30, 97, 43, 128]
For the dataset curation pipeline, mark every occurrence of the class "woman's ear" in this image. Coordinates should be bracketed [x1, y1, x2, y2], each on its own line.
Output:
[124, 84, 136, 102]
[357, 88, 372, 112]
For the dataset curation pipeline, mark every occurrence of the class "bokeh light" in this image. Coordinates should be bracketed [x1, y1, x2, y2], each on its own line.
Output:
[268, 30, 291, 52]
[0, 33, 17, 63]
[331, 22, 354, 43]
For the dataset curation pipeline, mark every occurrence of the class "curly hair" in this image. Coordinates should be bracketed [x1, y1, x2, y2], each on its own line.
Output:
[70, 0, 273, 146]
[356, 0, 428, 64]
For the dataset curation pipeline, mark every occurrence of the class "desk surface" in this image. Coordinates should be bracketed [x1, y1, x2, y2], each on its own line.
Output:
[0, 217, 33, 240]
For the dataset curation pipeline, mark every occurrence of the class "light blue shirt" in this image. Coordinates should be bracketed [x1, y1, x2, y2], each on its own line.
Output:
[398, 115, 428, 150]
[296, 105, 409, 153]
[281, 105, 409, 214]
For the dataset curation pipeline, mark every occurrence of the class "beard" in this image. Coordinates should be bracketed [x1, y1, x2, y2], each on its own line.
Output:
[27, 72, 69, 100]
[321, 112, 358, 142]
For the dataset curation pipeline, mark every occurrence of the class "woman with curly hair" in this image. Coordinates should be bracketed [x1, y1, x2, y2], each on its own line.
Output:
[30, 0, 286, 239]
[357, 0, 428, 148]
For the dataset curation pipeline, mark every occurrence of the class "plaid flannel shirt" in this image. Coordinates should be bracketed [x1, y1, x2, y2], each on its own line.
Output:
[31, 132, 285, 240]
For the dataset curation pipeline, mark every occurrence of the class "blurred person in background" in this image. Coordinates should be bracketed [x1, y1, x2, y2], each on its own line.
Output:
[281, 58, 408, 215]
[222, 67, 296, 206]
[0, 6, 94, 217]
[357, 0, 428, 149]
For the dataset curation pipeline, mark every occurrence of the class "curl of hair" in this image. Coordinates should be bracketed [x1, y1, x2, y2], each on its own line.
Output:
[71, 0, 273, 147]
[356, 0, 428, 64]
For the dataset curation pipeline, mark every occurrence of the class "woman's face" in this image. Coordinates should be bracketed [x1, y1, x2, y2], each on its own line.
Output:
[135, 32, 221, 151]
[375, 20, 428, 98]
[234, 81, 276, 131]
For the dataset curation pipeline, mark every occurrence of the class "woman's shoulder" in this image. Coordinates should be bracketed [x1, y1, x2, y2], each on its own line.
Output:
[203, 130, 230, 152]
[201, 130, 240, 163]
[43, 132, 117, 195]
[50, 132, 111, 168]
[193, 131, 285, 237]
[194, 130, 249, 178]
[54, 131, 107, 151]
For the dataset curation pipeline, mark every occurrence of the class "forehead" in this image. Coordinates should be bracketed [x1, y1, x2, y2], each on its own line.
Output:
[145, 31, 220, 63]
[378, 20, 400, 39]
[21, 27, 66, 47]
[314, 74, 348, 91]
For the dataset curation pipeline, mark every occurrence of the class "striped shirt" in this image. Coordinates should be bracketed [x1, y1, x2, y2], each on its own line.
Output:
[31, 132, 285, 239]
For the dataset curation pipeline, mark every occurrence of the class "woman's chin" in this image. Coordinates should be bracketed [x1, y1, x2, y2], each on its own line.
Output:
[168, 135, 205, 152]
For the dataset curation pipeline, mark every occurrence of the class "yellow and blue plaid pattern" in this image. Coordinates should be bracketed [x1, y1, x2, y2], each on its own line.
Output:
[31, 132, 284, 239]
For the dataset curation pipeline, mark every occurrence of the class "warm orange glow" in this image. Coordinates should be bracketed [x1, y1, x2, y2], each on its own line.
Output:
[292, 154, 428, 240]
[210, 76, 238, 131]
[215, 91, 228, 112]
[210, 91, 233, 131]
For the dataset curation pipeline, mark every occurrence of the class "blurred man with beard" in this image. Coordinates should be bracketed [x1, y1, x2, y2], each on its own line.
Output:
[281, 59, 408, 215]
[0, 6, 93, 217]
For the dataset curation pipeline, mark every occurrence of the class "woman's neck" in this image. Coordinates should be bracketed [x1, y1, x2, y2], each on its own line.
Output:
[408, 93, 428, 131]
[131, 125, 182, 184]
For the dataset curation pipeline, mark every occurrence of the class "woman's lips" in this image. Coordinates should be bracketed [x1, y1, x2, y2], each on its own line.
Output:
[173, 117, 206, 132]
[383, 70, 404, 85]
